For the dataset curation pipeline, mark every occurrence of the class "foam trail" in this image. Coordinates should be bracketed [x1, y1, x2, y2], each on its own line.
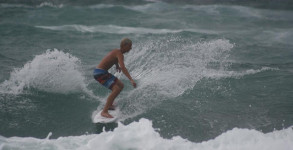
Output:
[1, 118, 292, 150]
[0, 49, 96, 98]
[115, 37, 278, 120]
[116, 38, 233, 119]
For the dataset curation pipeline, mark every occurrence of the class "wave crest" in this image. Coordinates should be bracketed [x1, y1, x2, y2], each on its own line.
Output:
[1, 118, 292, 150]
[0, 49, 87, 95]
[35, 24, 219, 35]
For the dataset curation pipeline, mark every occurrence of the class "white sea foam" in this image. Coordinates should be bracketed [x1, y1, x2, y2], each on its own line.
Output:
[205, 67, 279, 79]
[0, 49, 93, 96]
[113, 37, 278, 120]
[119, 38, 232, 111]
[37, 2, 64, 8]
[0, 118, 292, 150]
[127, 2, 175, 13]
[35, 24, 219, 35]
[88, 2, 173, 13]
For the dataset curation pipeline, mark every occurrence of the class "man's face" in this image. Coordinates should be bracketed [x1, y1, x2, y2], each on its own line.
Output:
[125, 44, 132, 52]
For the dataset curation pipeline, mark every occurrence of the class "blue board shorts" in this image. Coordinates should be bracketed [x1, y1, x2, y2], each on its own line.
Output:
[93, 69, 118, 90]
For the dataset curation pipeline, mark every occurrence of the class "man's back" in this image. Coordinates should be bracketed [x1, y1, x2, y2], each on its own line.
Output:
[97, 50, 120, 70]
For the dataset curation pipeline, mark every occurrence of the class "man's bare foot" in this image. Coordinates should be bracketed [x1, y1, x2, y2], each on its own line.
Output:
[101, 111, 114, 118]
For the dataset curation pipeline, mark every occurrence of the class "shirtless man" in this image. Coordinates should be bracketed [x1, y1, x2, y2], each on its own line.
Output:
[93, 38, 136, 118]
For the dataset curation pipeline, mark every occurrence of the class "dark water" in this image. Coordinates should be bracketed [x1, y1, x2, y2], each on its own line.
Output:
[0, 0, 293, 149]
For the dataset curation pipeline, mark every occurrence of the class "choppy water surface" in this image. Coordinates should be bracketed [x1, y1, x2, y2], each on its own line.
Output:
[0, 0, 293, 149]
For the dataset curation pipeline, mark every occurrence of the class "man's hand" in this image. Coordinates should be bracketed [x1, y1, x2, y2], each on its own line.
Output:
[116, 65, 121, 73]
[131, 79, 136, 88]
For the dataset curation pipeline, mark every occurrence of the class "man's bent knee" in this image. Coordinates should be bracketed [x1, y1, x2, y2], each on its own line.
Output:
[112, 83, 123, 92]
[116, 80, 124, 90]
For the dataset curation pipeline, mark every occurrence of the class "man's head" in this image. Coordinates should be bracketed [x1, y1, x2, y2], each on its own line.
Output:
[120, 38, 132, 53]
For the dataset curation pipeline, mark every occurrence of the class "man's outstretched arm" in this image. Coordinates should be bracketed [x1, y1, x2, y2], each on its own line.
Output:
[117, 52, 136, 88]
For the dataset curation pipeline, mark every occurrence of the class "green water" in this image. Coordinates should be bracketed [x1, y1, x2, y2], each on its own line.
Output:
[0, 1, 293, 144]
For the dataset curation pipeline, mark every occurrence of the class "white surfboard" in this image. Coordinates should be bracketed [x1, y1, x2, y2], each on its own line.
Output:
[92, 108, 120, 123]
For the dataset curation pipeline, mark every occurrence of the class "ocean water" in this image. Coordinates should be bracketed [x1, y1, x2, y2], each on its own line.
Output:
[1, 0, 293, 149]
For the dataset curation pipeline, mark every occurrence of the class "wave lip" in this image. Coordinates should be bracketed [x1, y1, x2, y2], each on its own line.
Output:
[35, 24, 219, 35]
[0, 49, 88, 95]
[1, 118, 293, 150]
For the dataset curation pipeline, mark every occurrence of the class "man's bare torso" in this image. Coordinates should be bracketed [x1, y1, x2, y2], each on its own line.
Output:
[97, 49, 120, 70]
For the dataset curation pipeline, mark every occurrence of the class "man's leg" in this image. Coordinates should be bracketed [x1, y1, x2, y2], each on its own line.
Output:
[110, 80, 124, 107]
[101, 80, 124, 118]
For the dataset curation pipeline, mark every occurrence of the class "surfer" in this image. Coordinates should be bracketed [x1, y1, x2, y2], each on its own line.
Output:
[93, 38, 136, 118]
